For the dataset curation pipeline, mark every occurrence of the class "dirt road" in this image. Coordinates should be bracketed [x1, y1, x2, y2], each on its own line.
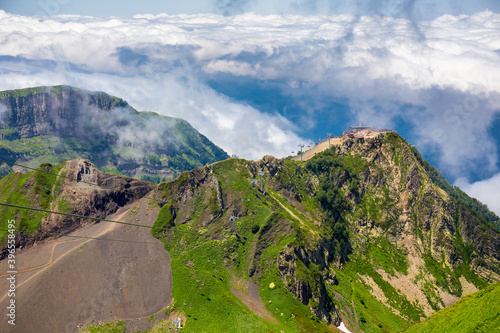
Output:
[293, 137, 343, 162]
[293, 132, 384, 162]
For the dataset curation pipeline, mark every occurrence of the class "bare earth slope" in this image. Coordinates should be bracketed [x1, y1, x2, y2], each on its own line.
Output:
[0, 195, 172, 333]
[293, 130, 383, 162]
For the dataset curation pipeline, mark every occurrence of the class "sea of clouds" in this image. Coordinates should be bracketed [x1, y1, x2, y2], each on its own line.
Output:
[0, 9, 499, 214]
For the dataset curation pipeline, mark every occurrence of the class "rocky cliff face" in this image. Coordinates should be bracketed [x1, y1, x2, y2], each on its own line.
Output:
[332, 134, 500, 280]
[320, 133, 500, 328]
[0, 86, 127, 139]
[0, 85, 228, 181]
[277, 242, 340, 324]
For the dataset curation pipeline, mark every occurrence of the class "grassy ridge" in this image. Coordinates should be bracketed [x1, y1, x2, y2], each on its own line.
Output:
[403, 282, 500, 333]
[0, 163, 62, 243]
[149, 153, 423, 332]
[149, 158, 339, 332]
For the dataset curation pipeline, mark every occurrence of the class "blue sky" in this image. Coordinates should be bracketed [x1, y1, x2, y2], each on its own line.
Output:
[2, 0, 500, 18]
[0, 1, 500, 215]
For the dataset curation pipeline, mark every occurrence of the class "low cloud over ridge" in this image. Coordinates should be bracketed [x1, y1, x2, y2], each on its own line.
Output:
[0, 10, 499, 204]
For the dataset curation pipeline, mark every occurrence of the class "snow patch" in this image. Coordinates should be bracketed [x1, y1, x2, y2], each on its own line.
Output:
[337, 321, 353, 333]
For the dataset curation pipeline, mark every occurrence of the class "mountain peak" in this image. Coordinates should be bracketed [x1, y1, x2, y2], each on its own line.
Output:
[150, 134, 500, 331]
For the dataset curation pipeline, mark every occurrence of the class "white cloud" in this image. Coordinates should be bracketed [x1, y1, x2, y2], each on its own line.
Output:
[0, 64, 304, 160]
[0, 9, 499, 172]
[455, 174, 500, 217]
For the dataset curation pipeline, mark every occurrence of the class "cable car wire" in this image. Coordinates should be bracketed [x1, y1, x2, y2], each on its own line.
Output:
[0, 228, 159, 245]
[0, 202, 208, 237]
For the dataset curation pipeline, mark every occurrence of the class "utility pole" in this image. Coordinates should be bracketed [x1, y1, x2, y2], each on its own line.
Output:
[250, 178, 259, 195]
[229, 215, 238, 236]
[298, 144, 305, 162]
[327, 133, 333, 148]
[257, 171, 265, 192]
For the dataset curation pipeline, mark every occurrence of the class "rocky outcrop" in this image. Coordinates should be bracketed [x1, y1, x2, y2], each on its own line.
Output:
[2, 159, 155, 256]
[277, 244, 341, 325]
[329, 133, 499, 276]
[156, 165, 226, 229]
[322, 133, 500, 322]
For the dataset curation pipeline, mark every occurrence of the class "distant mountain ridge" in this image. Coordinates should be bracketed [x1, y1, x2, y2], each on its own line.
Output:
[0, 85, 228, 182]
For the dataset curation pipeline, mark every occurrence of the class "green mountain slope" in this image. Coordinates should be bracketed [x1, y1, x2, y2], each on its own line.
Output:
[2, 130, 498, 332]
[142, 132, 500, 332]
[0, 85, 228, 182]
[404, 282, 500, 333]
[411, 147, 500, 230]
[150, 157, 339, 332]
